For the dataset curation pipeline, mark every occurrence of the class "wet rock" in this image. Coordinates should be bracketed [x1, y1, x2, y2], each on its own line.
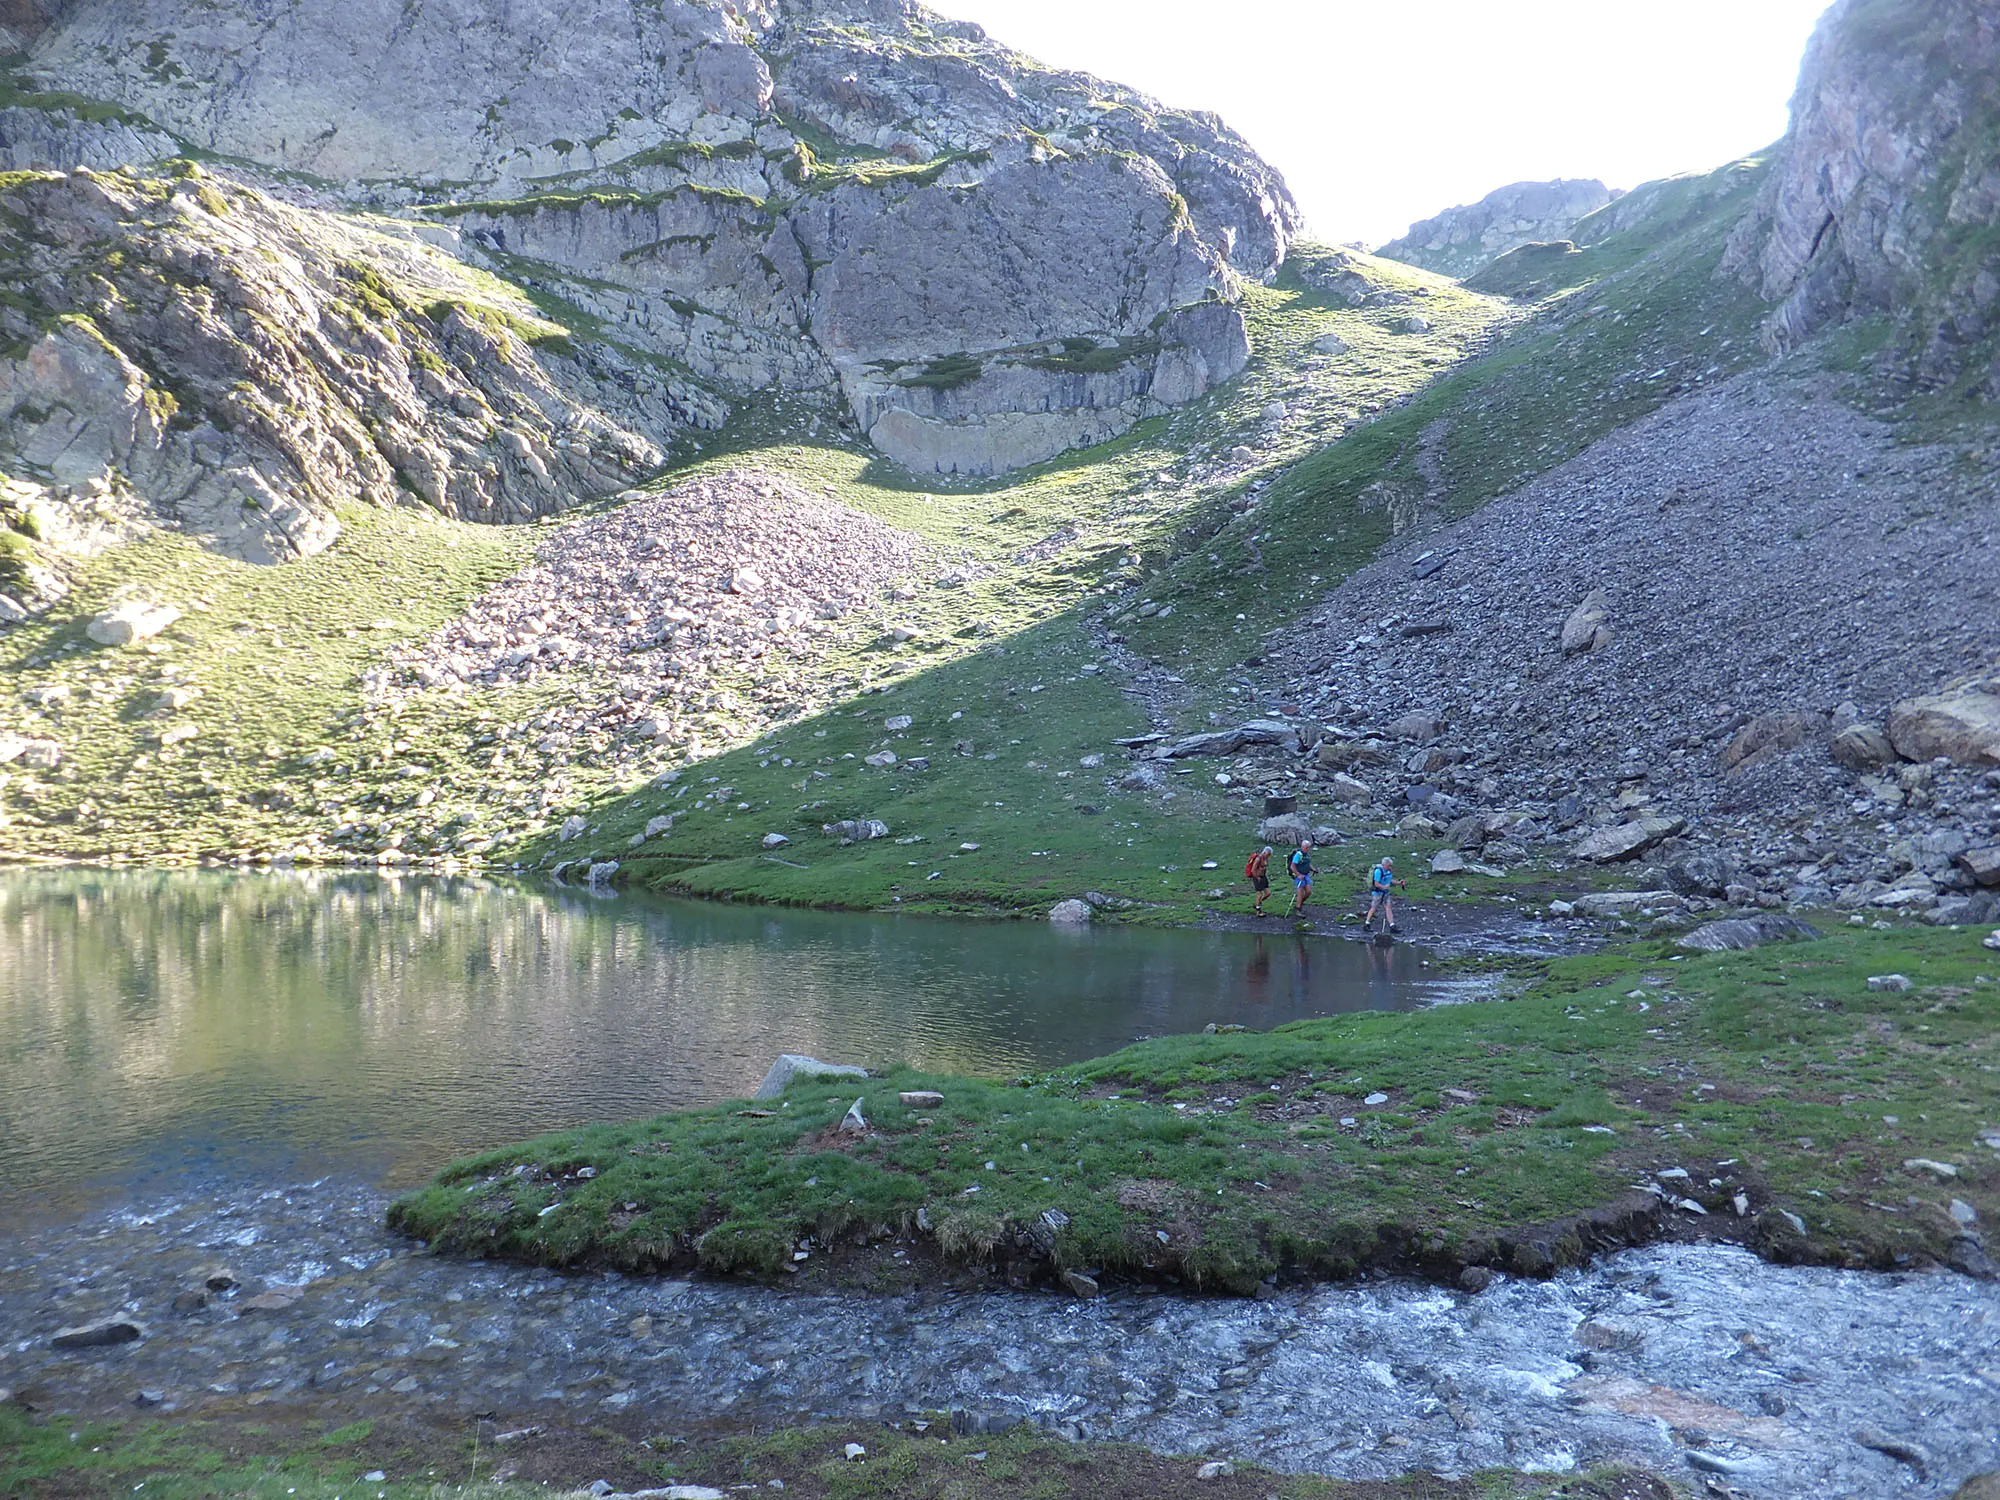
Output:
[1048, 899, 1092, 926]
[1676, 916, 1821, 952]
[1853, 1425, 1930, 1474]
[1571, 817, 1686, 863]
[1061, 1270, 1101, 1299]
[753, 1055, 867, 1100]
[169, 1290, 207, 1316]
[238, 1287, 302, 1314]
[1457, 1266, 1494, 1293]
[50, 1318, 142, 1349]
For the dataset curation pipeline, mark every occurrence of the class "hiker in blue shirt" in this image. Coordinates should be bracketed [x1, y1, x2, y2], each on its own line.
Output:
[1287, 840, 1314, 916]
[1364, 856, 1405, 934]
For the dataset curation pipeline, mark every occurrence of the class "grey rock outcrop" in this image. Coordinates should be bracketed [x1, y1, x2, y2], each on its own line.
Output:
[1726, 0, 2000, 392]
[1378, 179, 1617, 279]
[12, 0, 1303, 475]
[0, 167, 692, 564]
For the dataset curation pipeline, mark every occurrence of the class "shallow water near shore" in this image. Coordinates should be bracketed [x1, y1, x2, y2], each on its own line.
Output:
[3, 1181, 1997, 1497]
[0, 868, 1450, 1219]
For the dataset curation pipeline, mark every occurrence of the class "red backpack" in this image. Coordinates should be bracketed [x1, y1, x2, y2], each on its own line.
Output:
[1244, 852, 1264, 878]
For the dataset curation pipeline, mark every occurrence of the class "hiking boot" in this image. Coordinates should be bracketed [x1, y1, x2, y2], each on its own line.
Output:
[1389, 924, 1402, 934]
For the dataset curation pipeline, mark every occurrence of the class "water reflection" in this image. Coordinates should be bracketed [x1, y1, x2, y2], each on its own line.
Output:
[0, 870, 1437, 1218]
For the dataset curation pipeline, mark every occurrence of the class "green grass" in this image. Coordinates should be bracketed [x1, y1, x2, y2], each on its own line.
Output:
[0, 1402, 1662, 1500]
[389, 925, 2000, 1291]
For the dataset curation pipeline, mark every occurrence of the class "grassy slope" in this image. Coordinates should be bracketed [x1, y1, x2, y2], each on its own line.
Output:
[390, 925, 1999, 1291]
[1, 229, 1515, 890]
[0, 1404, 1664, 1500]
[549, 156, 1780, 918]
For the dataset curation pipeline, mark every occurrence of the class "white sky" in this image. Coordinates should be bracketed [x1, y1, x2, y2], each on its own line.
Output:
[922, 0, 1833, 247]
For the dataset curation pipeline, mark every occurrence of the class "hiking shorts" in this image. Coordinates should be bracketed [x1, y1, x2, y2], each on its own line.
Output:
[1294, 875, 1312, 892]
[1251, 875, 1269, 893]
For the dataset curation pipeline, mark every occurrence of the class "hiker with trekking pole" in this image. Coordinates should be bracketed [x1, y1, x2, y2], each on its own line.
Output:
[1363, 855, 1405, 935]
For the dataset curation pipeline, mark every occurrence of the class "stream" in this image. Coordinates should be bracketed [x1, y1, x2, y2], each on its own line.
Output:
[0, 871, 1995, 1496]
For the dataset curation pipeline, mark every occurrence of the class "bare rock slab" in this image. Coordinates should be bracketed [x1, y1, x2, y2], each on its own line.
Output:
[1570, 816, 1687, 863]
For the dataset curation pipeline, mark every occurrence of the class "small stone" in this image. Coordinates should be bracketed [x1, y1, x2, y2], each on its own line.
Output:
[1196, 1460, 1234, 1480]
[844, 1443, 867, 1461]
[761, 832, 790, 848]
[863, 750, 897, 768]
[884, 715, 913, 731]
[132, 1390, 165, 1408]
[1429, 850, 1465, 874]
[1868, 973, 1914, 992]
[839, 1097, 868, 1133]
[1061, 1270, 1101, 1299]
[1458, 1266, 1493, 1293]
[899, 1091, 944, 1108]
[1951, 1199, 1978, 1226]
[959, 842, 980, 851]
[238, 1288, 301, 1314]
[1984, 930, 2000, 952]
[1363, 1092, 1389, 1106]
[1904, 1158, 1959, 1179]
[363, 1473, 387, 1485]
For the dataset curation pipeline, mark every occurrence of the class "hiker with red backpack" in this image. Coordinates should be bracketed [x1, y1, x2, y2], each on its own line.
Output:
[1244, 845, 1274, 915]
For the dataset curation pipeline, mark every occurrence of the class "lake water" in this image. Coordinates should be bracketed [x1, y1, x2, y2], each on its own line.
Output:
[0, 869, 1442, 1217]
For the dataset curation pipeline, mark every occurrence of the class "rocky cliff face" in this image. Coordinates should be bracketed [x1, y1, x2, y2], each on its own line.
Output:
[1727, 0, 2000, 393]
[6, 0, 1301, 475]
[1377, 179, 1617, 279]
[0, 165, 702, 591]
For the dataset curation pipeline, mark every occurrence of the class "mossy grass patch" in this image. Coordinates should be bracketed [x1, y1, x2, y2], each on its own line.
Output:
[390, 924, 2000, 1291]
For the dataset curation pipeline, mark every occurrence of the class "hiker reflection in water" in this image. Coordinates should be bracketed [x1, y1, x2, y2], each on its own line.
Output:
[1245, 934, 1271, 1000]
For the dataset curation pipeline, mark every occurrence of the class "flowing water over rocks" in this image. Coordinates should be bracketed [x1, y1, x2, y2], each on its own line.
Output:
[4, 1182, 1997, 1497]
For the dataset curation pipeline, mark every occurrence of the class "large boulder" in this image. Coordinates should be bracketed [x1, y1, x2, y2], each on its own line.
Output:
[1571, 816, 1687, 863]
[1888, 679, 2000, 766]
[1048, 898, 1093, 926]
[1830, 722, 1898, 770]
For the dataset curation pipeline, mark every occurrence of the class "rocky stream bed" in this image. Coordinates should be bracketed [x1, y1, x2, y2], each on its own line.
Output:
[3, 1182, 1997, 1497]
